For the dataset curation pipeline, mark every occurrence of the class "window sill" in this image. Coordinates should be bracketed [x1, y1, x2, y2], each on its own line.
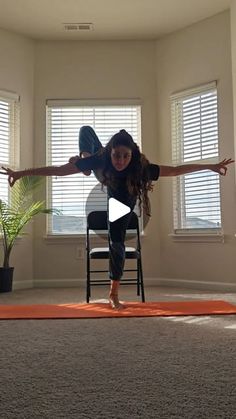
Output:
[44, 234, 108, 245]
[44, 234, 86, 245]
[169, 230, 224, 243]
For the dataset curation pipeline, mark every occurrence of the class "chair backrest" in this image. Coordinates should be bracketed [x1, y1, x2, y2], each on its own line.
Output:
[87, 210, 141, 252]
[87, 211, 108, 230]
[127, 212, 139, 229]
[87, 211, 139, 231]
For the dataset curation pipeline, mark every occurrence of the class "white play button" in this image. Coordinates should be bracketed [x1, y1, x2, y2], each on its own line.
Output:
[108, 198, 131, 222]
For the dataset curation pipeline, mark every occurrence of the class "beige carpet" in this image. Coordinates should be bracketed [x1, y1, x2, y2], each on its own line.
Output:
[0, 315, 236, 418]
[0, 287, 235, 418]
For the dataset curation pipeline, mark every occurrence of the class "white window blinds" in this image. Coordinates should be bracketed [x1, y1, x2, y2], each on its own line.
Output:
[171, 82, 221, 231]
[0, 91, 20, 203]
[46, 101, 141, 235]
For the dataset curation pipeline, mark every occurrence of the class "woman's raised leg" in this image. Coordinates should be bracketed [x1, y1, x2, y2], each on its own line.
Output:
[79, 126, 104, 180]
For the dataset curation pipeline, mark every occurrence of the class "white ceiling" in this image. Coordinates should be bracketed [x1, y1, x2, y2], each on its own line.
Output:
[0, 0, 232, 41]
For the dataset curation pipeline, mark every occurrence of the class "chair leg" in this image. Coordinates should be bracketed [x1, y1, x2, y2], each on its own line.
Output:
[137, 259, 140, 296]
[86, 278, 90, 303]
[86, 257, 90, 303]
[139, 258, 145, 302]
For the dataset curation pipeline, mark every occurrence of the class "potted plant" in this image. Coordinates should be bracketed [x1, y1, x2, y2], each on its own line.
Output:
[0, 176, 57, 292]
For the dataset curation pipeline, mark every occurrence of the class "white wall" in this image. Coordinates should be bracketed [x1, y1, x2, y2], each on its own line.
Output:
[33, 40, 160, 285]
[0, 28, 35, 288]
[155, 11, 236, 286]
[231, 1, 236, 176]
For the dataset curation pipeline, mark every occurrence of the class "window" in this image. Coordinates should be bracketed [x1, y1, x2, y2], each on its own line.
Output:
[171, 82, 221, 232]
[46, 100, 141, 235]
[0, 90, 20, 203]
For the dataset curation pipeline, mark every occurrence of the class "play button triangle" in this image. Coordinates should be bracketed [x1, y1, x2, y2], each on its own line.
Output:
[108, 198, 131, 222]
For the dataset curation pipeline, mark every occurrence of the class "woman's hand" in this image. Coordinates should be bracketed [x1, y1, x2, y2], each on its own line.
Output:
[211, 158, 234, 176]
[0, 166, 20, 187]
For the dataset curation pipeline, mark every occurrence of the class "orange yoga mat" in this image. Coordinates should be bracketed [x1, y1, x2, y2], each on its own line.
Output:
[0, 300, 236, 320]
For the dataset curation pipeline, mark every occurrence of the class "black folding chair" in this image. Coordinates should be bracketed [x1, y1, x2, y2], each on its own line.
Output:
[86, 210, 145, 303]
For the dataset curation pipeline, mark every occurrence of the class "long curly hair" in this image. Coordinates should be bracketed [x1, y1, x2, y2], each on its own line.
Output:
[100, 130, 154, 216]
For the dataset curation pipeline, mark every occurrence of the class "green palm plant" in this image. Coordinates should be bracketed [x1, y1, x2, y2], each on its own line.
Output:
[0, 176, 58, 269]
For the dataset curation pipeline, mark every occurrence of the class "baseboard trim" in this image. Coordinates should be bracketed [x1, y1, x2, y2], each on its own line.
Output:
[34, 278, 86, 288]
[32, 277, 236, 292]
[13, 280, 34, 290]
[154, 277, 236, 292]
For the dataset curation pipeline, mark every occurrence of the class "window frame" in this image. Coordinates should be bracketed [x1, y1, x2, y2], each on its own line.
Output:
[0, 89, 20, 204]
[45, 99, 142, 237]
[170, 81, 223, 242]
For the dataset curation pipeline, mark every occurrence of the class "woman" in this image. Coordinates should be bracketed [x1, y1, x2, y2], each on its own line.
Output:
[1, 126, 234, 309]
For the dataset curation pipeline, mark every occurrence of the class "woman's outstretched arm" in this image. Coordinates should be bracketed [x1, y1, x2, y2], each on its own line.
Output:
[0, 162, 81, 187]
[159, 158, 234, 177]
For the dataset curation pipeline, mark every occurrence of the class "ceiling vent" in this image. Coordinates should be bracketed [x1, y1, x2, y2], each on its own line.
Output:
[64, 23, 94, 31]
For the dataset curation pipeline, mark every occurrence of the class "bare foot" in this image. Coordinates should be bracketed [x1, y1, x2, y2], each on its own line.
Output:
[109, 294, 125, 310]
[69, 154, 91, 176]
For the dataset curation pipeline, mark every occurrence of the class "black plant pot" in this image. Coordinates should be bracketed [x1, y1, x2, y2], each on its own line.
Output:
[0, 267, 14, 293]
